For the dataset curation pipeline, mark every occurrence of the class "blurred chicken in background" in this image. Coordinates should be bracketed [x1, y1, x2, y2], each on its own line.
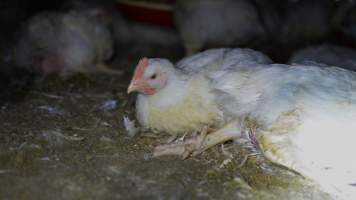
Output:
[61, 0, 132, 55]
[174, 0, 280, 55]
[64, 0, 183, 64]
[289, 44, 356, 71]
[174, 0, 338, 61]
[13, 9, 120, 78]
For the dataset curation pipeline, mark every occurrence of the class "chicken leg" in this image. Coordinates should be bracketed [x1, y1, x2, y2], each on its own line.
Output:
[153, 120, 242, 158]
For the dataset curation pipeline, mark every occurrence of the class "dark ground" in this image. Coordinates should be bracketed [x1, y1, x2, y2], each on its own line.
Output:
[0, 57, 331, 200]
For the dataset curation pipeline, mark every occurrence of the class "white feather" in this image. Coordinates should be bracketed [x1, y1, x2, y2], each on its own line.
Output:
[123, 116, 139, 137]
[210, 63, 356, 199]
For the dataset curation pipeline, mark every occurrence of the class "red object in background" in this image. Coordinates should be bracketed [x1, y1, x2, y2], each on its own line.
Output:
[117, 0, 175, 27]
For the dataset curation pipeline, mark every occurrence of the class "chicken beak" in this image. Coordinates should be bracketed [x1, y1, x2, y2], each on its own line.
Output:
[127, 81, 143, 94]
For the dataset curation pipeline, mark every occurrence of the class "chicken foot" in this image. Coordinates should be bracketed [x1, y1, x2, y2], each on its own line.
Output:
[153, 126, 208, 159]
[153, 120, 242, 158]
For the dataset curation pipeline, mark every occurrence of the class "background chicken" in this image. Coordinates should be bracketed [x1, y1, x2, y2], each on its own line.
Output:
[174, 0, 279, 55]
[13, 9, 118, 77]
[128, 48, 356, 199]
[289, 44, 356, 71]
[61, 0, 132, 54]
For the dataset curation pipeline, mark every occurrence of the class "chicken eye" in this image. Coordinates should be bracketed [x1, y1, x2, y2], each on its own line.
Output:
[150, 74, 157, 79]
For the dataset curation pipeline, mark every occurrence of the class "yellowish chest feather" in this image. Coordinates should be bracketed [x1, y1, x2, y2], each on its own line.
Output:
[141, 76, 222, 134]
[148, 94, 220, 134]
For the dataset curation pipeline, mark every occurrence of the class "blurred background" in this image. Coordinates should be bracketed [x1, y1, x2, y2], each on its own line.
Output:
[2, 0, 356, 87]
[0, 0, 355, 199]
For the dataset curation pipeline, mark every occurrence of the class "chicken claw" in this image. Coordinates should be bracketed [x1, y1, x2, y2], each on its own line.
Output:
[152, 121, 242, 159]
[152, 126, 208, 159]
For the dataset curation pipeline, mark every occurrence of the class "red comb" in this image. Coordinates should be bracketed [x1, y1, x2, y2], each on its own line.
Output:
[133, 57, 149, 81]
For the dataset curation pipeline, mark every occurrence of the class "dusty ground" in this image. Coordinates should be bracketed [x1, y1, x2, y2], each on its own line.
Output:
[0, 58, 331, 200]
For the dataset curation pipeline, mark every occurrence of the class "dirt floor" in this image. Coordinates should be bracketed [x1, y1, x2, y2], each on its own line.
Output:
[0, 57, 331, 200]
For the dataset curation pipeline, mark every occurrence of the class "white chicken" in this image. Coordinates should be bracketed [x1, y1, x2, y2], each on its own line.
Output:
[128, 48, 356, 199]
[14, 10, 120, 77]
[174, 0, 279, 55]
